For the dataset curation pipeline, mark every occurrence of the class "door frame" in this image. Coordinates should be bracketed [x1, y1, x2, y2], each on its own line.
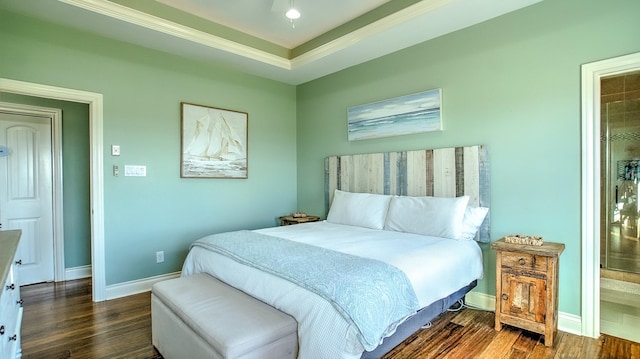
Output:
[581, 51, 640, 338]
[0, 102, 64, 282]
[0, 78, 106, 302]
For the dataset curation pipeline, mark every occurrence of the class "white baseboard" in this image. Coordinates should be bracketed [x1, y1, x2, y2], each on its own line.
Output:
[106, 271, 181, 300]
[465, 291, 495, 310]
[558, 312, 582, 335]
[465, 291, 582, 336]
[65, 265, 92, 280]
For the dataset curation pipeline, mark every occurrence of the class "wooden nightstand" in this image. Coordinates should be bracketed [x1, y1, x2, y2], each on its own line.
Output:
[279, 215, 320, 226]
[491, 238, 565, 347]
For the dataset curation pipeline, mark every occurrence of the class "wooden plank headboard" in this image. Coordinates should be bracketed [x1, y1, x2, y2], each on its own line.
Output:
[324, 145, 490, 242]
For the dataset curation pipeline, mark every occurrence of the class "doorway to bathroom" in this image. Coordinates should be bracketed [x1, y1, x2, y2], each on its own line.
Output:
[600, 70, 640, 343]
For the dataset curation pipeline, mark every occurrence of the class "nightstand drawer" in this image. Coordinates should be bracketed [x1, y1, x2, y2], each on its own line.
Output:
[501, 252, 548, 272]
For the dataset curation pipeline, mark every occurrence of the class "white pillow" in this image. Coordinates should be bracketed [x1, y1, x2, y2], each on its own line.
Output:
[458, 206, 489, 240]
[326, 190, 391, 230]
[384, 195, 470, 238]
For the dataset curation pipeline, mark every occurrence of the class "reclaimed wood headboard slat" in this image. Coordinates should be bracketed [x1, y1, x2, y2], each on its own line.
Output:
[325, 145, 490, 242]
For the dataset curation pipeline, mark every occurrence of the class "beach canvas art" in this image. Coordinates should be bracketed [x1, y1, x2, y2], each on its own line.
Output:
[181, 102, 248, 178]
[347, 89, 442, 141]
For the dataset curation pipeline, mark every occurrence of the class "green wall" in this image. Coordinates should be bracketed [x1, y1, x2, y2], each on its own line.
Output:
[0, 93, 91, 269]
[0, 10, 298, 285]
[2, 0, 640, 318]
[296, 0, 640, 316]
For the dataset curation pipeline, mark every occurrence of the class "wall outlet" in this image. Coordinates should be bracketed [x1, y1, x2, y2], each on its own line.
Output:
[156, 251, 164, 263]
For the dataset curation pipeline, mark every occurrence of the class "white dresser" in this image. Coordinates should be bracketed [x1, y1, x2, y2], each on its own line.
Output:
[0, 230, 22, 359]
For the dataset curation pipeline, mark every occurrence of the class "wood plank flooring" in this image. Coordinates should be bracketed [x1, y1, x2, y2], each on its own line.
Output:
[21, 278, 161, 359]
[20, 278, 640, 359]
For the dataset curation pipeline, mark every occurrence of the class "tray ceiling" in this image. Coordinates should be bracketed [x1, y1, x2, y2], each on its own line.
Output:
[0, 0, 542, 84]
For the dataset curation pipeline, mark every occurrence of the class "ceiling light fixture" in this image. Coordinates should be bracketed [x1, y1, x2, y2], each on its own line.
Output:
[285, 0, 300, 28]
[285, 8, 300, 20]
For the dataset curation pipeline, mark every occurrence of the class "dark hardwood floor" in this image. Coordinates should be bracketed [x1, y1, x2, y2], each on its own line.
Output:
[20, 278, 640, 358]
[21, 278, 161, 359]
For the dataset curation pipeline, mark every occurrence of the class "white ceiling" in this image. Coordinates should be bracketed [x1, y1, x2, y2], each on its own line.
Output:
[0, 0, 542, 85]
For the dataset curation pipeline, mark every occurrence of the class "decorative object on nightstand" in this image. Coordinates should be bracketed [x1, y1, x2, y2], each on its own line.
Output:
[491, 237, 565, 347]
[504, 234, 544, 246]
[279, 213, 320, 226]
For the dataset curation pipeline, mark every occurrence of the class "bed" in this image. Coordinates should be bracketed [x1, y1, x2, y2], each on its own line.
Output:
[181, 145, 490, 359]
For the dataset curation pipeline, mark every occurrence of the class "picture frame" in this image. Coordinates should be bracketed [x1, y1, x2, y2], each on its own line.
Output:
[617, 160, 640, 182]
[347, 88, 442, 141]
[181, 102, 248, 178]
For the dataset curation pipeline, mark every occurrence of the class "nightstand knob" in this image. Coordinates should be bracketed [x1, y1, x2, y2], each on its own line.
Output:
[518, 258, 526, 265]
[501, 293, 509, 301]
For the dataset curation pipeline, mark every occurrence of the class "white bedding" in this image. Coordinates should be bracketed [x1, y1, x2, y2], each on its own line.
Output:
[182, 221, 483, 359]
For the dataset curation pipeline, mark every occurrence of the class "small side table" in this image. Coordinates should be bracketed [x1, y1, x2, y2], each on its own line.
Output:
[279, 215, 320, 226]
[492, 238, 564, 347]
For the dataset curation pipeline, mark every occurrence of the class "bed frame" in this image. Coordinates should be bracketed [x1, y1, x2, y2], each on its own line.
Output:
[324, 144, 490, 357]
[361, 280, 477, 358]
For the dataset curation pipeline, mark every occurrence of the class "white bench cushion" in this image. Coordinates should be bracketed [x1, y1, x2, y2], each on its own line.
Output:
[152, 273, 297, 358]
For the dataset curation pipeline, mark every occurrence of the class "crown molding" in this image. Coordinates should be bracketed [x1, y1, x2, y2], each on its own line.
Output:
[291, 0, 453, 68]
[58, 0, 292, 69]
[59, 0, 456, 71]
[41, 0, 543, 84]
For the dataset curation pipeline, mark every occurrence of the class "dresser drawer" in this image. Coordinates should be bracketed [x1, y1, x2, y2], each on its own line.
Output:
[501, 252, 548, 272]
[1, 230, 23, 359]
[1, 265, 19, 358]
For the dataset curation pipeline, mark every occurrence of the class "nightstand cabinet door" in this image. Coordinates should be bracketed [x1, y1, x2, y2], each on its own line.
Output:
[500, 272, 546, 324]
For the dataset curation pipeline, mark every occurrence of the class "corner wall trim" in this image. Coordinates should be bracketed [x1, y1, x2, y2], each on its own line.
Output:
[105, 272, 180, 300]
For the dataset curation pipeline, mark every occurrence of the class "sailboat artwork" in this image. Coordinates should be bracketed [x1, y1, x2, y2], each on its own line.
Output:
[181, 102, 248, 178]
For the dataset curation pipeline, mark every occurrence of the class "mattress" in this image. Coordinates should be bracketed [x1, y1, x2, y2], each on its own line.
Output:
[182, 221, 483, 359]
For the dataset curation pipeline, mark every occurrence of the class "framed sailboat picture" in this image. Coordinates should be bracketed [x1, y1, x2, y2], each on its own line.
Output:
[181, 102, 248, 178]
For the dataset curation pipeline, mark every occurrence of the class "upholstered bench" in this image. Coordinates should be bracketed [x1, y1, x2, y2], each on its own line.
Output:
[152, 273, 298, 359]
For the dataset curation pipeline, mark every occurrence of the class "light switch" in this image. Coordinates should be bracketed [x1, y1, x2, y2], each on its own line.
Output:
[124, 165, 147, 176]
[111, 145, 120, 156]
[113, 165, 119, 177]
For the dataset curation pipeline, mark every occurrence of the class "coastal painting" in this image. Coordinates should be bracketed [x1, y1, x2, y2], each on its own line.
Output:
[347, 89, 442, 141]
[181, 102, 248, 178]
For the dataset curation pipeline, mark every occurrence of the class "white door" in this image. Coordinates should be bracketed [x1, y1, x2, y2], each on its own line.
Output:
[0, 113, 54, 285]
